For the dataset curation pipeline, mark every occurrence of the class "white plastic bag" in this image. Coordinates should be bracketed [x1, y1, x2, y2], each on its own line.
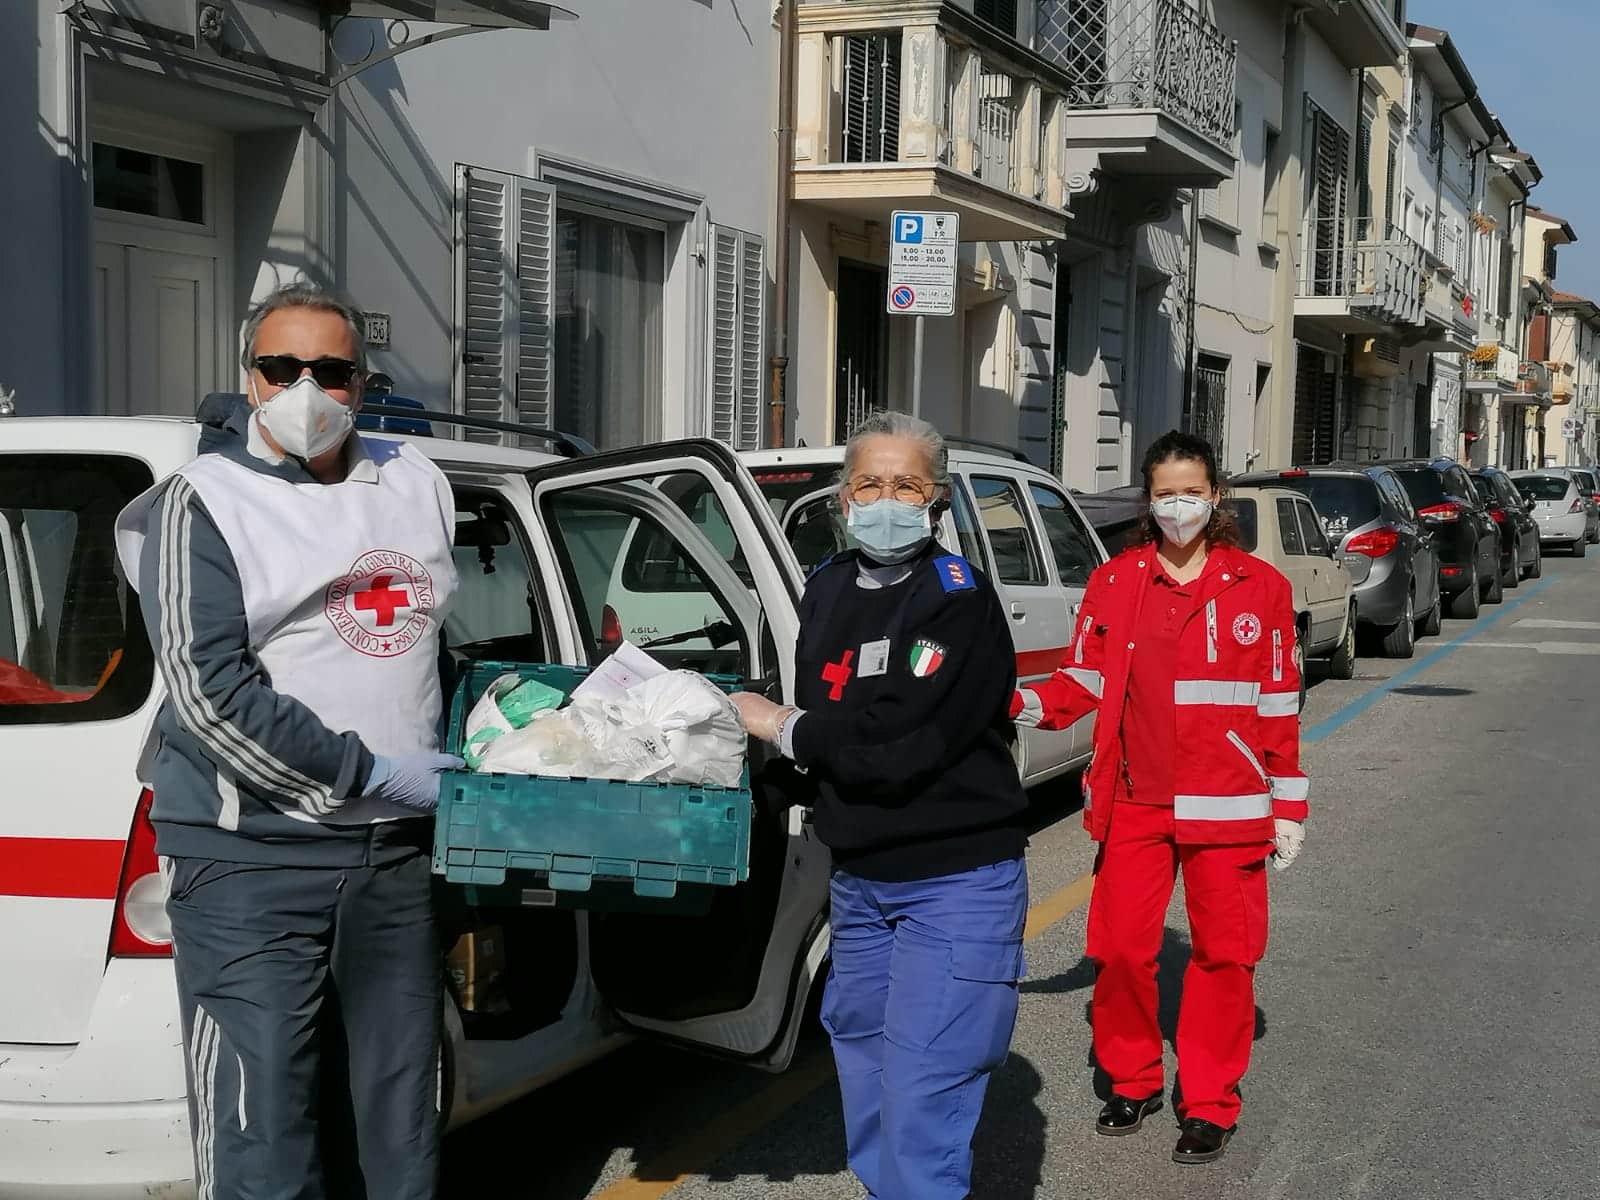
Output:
[476, 710, 599, 777]
[629, 671, 747, 788]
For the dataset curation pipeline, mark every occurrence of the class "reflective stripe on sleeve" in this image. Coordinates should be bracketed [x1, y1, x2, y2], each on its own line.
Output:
[1257, 691, 1299, 718]
[1270, 775, 1310, 801]
[1064, 666, 1104, 698]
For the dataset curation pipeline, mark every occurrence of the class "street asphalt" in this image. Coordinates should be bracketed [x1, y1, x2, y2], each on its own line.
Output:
[443, 549, 1600, 1200]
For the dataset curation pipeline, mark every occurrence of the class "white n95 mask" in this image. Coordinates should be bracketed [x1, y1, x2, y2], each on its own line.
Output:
[1150, 495, 1214, 547]
[254, 376, 354, 462]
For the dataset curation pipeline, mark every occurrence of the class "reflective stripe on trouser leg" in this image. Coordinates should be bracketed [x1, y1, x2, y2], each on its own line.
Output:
[876, 859, 1027, 1200]
[1086, 803, 1179, 1102]
[822, 870, 894, 1199]
[166, 857, 332, 1200]
[1174, 840, 1271, 1127]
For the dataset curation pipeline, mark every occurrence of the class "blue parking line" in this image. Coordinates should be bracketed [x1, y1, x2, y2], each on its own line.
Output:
[1302, 576, 1558, 745]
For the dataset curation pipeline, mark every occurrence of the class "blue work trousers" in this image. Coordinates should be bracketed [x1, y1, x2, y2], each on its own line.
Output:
[822, 858, 1028, 1200]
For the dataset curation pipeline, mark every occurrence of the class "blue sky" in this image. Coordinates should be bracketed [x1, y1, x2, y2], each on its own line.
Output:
[1411, 0, 1600, 299]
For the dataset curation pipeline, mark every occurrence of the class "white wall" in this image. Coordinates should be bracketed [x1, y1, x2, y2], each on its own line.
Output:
[330, 1, 777, 437]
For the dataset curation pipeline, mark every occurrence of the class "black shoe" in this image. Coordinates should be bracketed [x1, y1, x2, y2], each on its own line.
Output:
[1172, 1117, 1235, 1164]
[1096, 1092, 1163, 1136]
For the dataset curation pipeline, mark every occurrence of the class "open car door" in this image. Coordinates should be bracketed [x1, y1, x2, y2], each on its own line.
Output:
[522, 440, 829, 1070]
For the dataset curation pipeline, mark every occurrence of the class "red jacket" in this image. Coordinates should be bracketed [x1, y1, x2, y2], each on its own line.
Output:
[1014, 543, 1308, 845]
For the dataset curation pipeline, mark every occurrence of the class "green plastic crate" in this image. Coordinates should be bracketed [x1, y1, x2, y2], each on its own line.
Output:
[432, 662, 752, 904]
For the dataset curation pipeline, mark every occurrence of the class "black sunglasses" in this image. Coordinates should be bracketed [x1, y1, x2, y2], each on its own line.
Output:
[252, 354, 363, 390]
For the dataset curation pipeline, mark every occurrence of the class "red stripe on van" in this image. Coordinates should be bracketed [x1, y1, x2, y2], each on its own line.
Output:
[1015, 647, 1070, 677]
[0, 837, 126, 900]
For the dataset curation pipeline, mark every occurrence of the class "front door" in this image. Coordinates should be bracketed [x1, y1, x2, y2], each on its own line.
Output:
[835, 261, 888, 439]
[89, 115, 232, 418]
[523, 441, 827, 1069]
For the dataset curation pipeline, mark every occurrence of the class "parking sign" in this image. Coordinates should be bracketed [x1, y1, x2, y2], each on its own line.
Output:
[888, 211, 958, 316]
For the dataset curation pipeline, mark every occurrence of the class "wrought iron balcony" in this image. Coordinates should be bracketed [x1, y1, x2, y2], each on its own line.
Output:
[1464, 344, 1521, 392]
[791, 1, 1236, 241]
[1294, 218, 1427, 333]
[1035, 0, 1237, 152]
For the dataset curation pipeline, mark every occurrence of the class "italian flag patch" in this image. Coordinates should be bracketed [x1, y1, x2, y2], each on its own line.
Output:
[909, 639, 947, 677]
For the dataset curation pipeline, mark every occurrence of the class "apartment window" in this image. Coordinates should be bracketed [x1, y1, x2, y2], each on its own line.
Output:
[553, 205, 664, 449]
[1356, 107, 1375, 227]
[1384, 131, 1400, 232]
[1410, 84, 1423, 144]
[1306, 103, 1351, 297]
[1188, 353, 1229, 454]
[1498, 238, 1515, 319]
[974, 0, 1018, 39]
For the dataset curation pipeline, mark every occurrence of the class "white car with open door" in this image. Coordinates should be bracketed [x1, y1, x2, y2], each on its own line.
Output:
[0, 407, 827, 1197]
[739, 443, 1108, 790]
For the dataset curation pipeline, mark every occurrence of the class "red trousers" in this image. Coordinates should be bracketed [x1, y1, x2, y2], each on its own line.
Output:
[1086, 801, 1271, 1127]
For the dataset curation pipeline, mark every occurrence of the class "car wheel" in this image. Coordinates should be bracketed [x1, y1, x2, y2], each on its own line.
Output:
[1447, 568, 1480, 619]
[1575, 538, 1588, 559]
[1382, 590, 1417, 657]
[1420, 594, 1443, 637]
[1483, 561, 1504, 605]
[1502, 538, 1520, 589]
[1527, 539, 1543, 579]
[1329, 606, 1358, 679]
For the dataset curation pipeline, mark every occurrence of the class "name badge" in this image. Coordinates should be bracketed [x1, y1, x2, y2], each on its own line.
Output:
[859, 638, 892, 678]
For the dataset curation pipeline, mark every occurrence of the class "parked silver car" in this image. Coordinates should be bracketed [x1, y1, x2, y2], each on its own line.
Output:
[1512, 471, 1594, 556]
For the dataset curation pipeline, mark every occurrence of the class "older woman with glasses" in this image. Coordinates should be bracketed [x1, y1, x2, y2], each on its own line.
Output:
[732, 412, 1029, 1200]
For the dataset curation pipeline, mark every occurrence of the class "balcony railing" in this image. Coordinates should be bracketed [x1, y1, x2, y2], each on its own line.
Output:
[1035, 0, 1237, 150]
[1295, 218, 1426, 327]
[1517, 360, 1551, 397]
[1464, 344, 1520, 388]
[795, 1, 1237, 230]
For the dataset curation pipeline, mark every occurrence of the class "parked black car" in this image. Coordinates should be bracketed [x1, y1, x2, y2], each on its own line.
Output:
[1384, 459, 1502, 619]
[1471, 466, 1542, 586]
[1072, 485, 1147, 556]
[1232, 464, 1442, 657]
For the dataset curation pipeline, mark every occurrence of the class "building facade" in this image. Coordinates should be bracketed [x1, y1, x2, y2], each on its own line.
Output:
[4, 0, 779, 453]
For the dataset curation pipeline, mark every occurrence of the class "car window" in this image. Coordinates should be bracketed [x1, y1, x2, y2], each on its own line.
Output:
[447, 492, 545, 663]
[1297, 501, 1332, 556]
[541, 474, 753, 677]
[1516, 475, 1571, 501]
[1223, 497, 1259, 552]
[752, 467, 833, 521]
[1277, 498, 1307, 555]
[0, 454, 155, 725]
[1445, 467, 1478, 502]
[1575, 470, 1599, 496]
[1395, 468, 1447, 509]
[1377, 472, 1416, 520]
[1027, 483, 1098, 587]
[949, 480, 991, 571]
[1274, 475, 1378, 537]
[784, 494, 852, 574]
[969, 476, 1046, 585]
[626, 475, 755, 591]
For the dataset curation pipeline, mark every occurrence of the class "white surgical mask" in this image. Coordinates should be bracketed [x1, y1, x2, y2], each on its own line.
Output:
[847, 498, 934, 565]
[253, 376, 354, 462]
[1151, 495, 1214, 547]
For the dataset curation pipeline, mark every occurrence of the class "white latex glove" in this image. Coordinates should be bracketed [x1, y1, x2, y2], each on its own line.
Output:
[1272, 818, 1305, 872]
[730, 691, 794, 745]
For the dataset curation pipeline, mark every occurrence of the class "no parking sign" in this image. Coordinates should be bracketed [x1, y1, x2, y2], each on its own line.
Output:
[887, 211, 958, 316]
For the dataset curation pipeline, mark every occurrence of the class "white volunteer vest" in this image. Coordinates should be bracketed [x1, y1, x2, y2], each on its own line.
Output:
[178, 436, 459, 825]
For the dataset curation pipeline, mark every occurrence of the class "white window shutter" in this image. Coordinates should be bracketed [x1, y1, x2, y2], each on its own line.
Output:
[708, 224, 766, 450]
[453, 164, 556, 446]
[514, 177, 556, 436]
[455, 164, 513, 444]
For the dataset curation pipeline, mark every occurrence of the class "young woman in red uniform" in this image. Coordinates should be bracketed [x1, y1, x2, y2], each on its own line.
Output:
[1014, 431, 1308, 1165]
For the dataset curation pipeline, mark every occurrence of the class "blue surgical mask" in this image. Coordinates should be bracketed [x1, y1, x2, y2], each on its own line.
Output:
[847, 498, 933, 565]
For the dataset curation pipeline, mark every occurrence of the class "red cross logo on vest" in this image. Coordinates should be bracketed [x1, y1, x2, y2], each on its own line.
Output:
[325, 550, 436, 659]
[822, 649, 855, 702]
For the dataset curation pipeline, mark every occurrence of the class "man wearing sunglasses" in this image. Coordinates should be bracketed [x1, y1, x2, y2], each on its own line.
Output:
[115, 282, 460, 1199]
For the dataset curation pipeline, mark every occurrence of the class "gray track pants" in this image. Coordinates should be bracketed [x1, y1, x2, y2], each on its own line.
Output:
[165, 851, 441, 1200]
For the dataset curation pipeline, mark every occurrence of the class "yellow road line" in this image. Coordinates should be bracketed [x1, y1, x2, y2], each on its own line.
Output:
[591, 866, 1096, 1200]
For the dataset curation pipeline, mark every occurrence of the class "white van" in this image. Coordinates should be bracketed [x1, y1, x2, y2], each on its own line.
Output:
[0, 413, 829, 1196]
[739, 445, 1108, 789]
[597, 444, 1107, 791]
